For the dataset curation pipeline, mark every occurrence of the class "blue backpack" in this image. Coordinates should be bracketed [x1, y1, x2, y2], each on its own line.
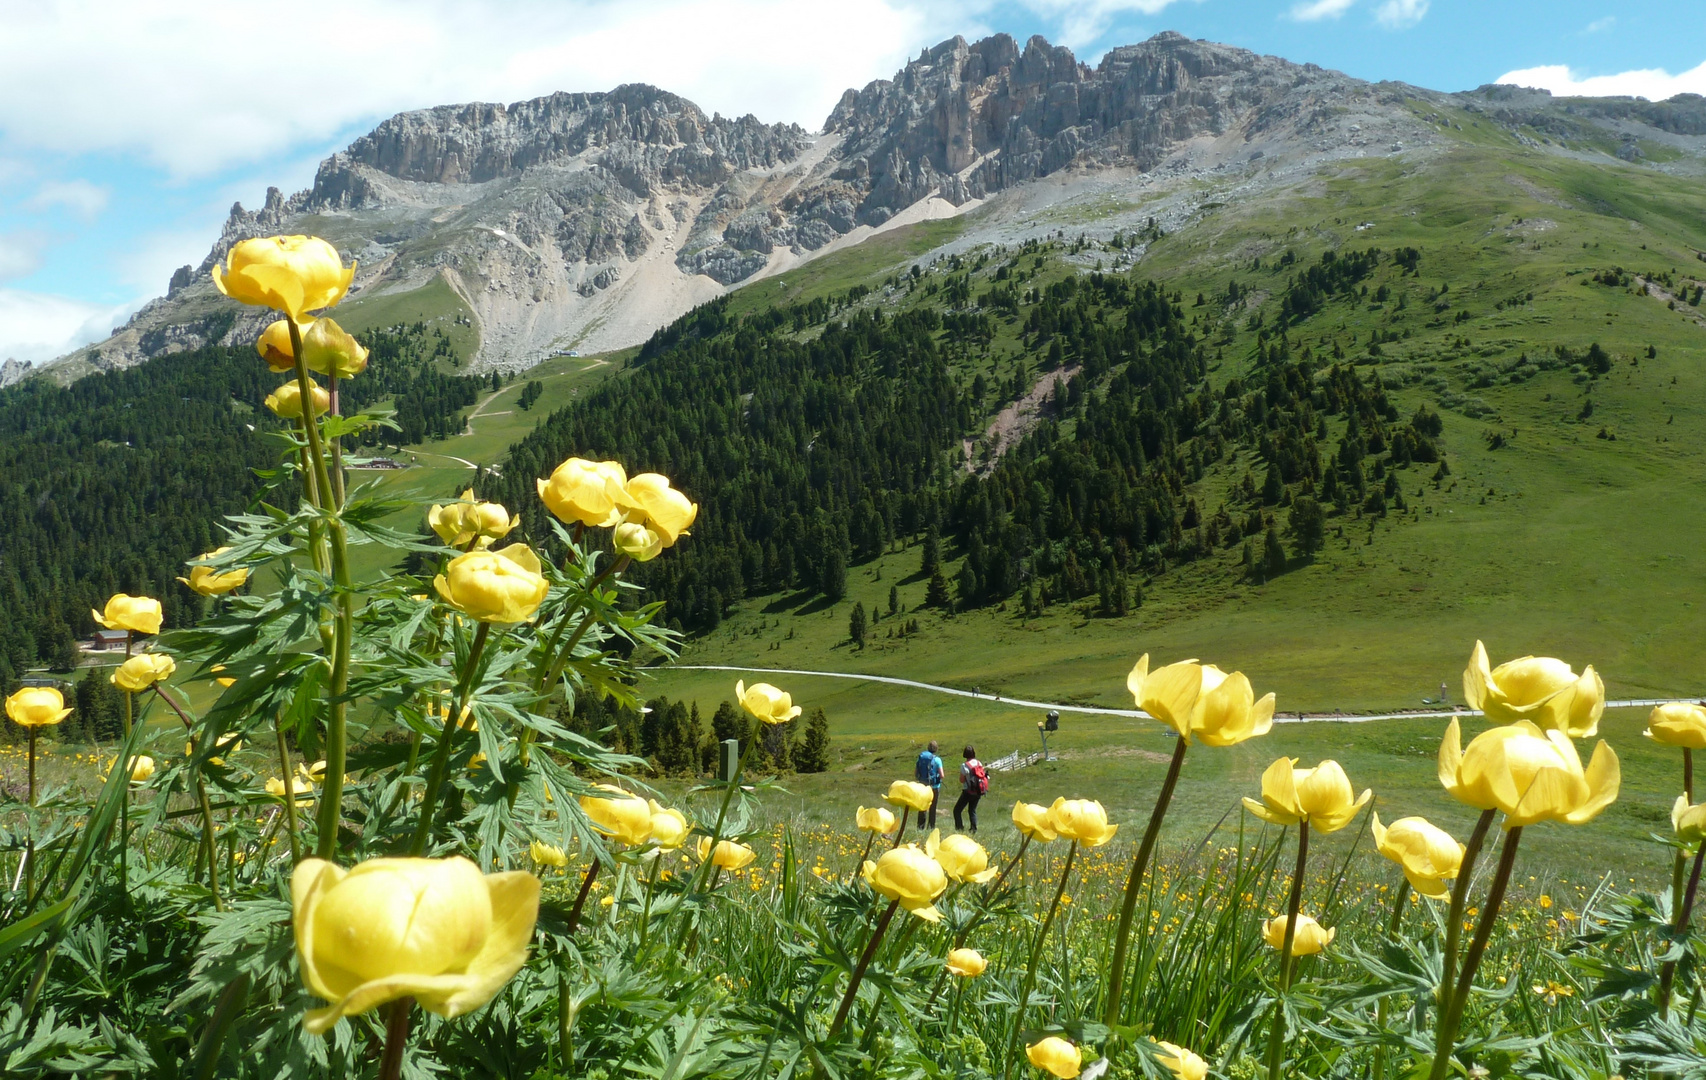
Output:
[915, 750, 941, 786]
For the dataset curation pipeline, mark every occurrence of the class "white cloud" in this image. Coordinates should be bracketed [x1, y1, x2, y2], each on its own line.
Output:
[26, 179, 109, 220]
[1583, 16, 1615, 33]
[1014, 0, 1199, 49]
[1497, 58, 1706, 101]
[0, 233, 44, 280]
[1374, 0, 1428, 28]
[0, 288, 138, 365]
[0, 0, 967, 177]
[1289, 0, 1356, 22]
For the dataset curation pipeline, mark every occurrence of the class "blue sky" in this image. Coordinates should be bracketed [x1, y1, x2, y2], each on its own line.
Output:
[1, 0, 1700, 364]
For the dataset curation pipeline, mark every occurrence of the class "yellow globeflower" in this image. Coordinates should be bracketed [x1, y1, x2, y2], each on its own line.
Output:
[112, 652, 176, 692]
[926, 830, 999, 883]
[647, 801, 689, 848]
[945, 947, 987, 977]
[1261, 913, 1335, 955]
[6, 686, 72, 727]
[530, 840, 568, 868]
[623, 473, 698, 546]
[178, 547, 249, 596]
[855, 806, 897, 835]
[1026, 1036, 1082, 1078]
[1047, 798, 1119, 847]
[536, 457, 632, 527]
[265, 381, 331, 419]
[1127, 654, 1275, 746]
[428, 489, 519, 549]
[884, 780, 934, 813]
[1371, 813, 1464, 898]
[256, 317, 311, 372]
[579, 785, 652, 846]
[860, 844, 947, 921]
[697, 836, 757, 870]
[1438, 718, 1620, 828]
[1463, 640, 1605, 738]
[94, 593, 162, 635]
[122, 755, 156, 784]
[1153, 1041, 1208, 1080]
[299, 759, 327, 786]
[291, 855, 539, 1035]
[300, 316, 369, 378]
[613, 521, 664, 562]
[735, 680, 801, 725]
[1243, 757, 1371, 834]
[266, 775, 314, 808]
[1647, 703, 1706, 750]
[212, 235, 356, 320]
[433, 544, 549, 623]
[1012, 800, 1059, 842]
[1672, 796, 1706, 849]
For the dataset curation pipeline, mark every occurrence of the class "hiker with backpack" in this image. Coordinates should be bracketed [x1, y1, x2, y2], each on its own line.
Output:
[914, 740, 944, 829]
[955, 744, 989, 833]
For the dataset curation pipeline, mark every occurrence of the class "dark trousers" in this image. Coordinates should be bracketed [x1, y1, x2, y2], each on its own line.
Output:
[954, 789, 981, 832]
[918, 787, 940, 829]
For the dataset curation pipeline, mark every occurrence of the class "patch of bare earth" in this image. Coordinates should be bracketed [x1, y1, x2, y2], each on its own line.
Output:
[963, 365, 1080, 475]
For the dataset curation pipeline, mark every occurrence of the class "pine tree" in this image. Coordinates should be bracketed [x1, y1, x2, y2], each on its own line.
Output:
[1263, 524, 1288, 579]
[888, 585, 899, 616]
[849, 602, 867, 648]
[926, 569, 953, 610]
[823, 547, 847, 602]
[920, 525, 941, 577]
[793, 708, 832, 773]
[1288, 496, 1325, 557]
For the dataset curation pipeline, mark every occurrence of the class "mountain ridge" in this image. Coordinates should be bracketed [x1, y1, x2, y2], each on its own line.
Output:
[24, 30, 1706, 383]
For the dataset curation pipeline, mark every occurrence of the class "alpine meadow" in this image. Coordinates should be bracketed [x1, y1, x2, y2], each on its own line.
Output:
[5, 24, 1706, 1080]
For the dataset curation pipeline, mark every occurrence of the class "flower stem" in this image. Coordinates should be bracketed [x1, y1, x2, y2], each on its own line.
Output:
[1263, 821, 1310, 1080]
[1004, 841, 1078, 1078]
[850, 831, 876, 885]
[196, 772, 224, 912]
[24, 726, 35, 903]
[1438, 808, 1496, 1014]
[1658, 841, 1706, 1015]
[830, 898, 899, 1038]
[675, 728, 759, 948]
[408, 621, 491, 856]
[1429, 825, 1523, 1080]
[638, 854, 663, 951]
[1104, 734, 1188, 1026]
[989, 833, 1031, 893]
[275, 715, 300, 864]
[1372, 877, 1413, 1080]
[1671, 748, 1696, 974]
[565, 857, 601, 934]
[518, 554, 632, 771]
[891, 807, 910, 850]
[377, 997, 413, 1080]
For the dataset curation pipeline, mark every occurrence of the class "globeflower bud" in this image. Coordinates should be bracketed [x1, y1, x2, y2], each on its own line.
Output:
[1026, 1036, 1082, 1078]
[256, 318, 312, 372]
[855, 805, 897, 835]
[1243, 757, 1371, 834]
[536, 457, 632, 527]
[266, 380, 331, 419]
[1011, 800, 1059, 842]
[301, 316, 369, 378]
[861, 844, 947, 921]
[623, 473, 697, 546]
[579, 785, 652, 846]
[1647, 703, 1706, 750]
[428, 490, 518, 549]
[1673, 796, 1706, 849]
[266, 775, 313, 807]
[1047, 797, 1119, 847]
[697, 836, 757, 870]
[6, 686, 72, 727]
[1152, 1040, 1208, 1080]
[433, 543, 549, 623]
[213, 235, 355, 320]
[1262, 912, 1335, 955]
[177, 547, 249, 596]
[119, 755, 155, 784]
[93, 593, 162, 636]
[529, 840, 568, 868]
[1371, 813, 1464, 898]
[945, 947, 986, 977]
[884, 780, 934, 813]
[291, 856, 539, 1034]
[112, 652, 176, 692]
[613, 521, 663, 561]
[647, 801, 689, 848]
[736, 680, 801, 725]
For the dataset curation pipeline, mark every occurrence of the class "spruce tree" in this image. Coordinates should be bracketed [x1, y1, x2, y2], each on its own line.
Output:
[920, 525, 941, 577]
[823, 547, 847, 602]
[793, 708, 832, 773]
[926, 569, 953, 610]
[849, 602, 867, 648]
[888, 585, 899, 616]
[1263, 525, 1288, 579]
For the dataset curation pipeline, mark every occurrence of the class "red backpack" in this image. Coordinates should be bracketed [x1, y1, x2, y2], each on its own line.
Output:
[968, 760, 989, 795]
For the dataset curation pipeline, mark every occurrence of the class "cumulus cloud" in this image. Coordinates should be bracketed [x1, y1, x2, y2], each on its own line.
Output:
[1374, 0, 1428, 28]
[0, 288, 138, 365]
[0, 0, 964, 177]
[1583, 16, 1615, 34]
[0, 233, 44, 280]
[26, 179, 110, 220]
[1289, 0, 1356, 22]
[1497, 58, 1706, 101]
[1013, 0, 1199, 49]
